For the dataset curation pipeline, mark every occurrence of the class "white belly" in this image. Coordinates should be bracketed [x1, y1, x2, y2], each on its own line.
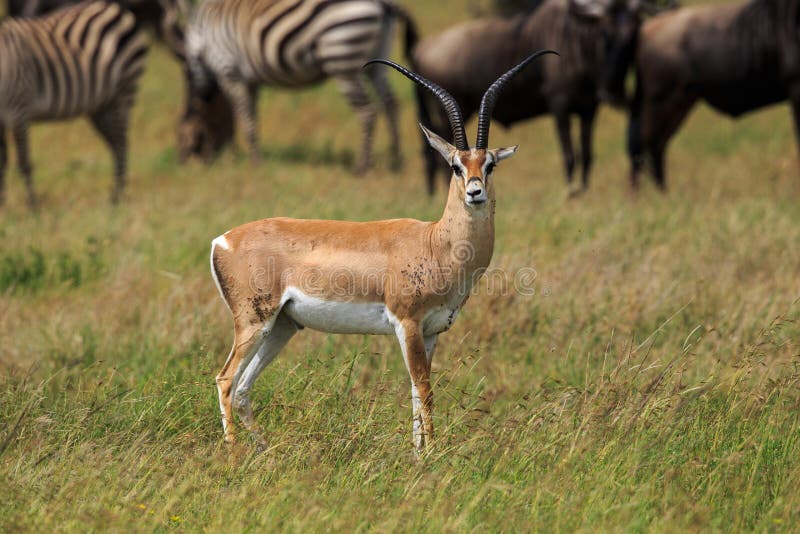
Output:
[281, 287, 394, 335]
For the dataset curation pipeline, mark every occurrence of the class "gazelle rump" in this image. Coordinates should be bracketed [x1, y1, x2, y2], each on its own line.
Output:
[210, 50, 557, 452]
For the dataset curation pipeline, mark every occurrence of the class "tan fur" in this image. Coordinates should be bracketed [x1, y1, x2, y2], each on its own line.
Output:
[211, 146, 509, 450]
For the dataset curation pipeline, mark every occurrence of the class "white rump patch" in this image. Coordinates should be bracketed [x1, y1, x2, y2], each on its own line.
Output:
[209, 237, 229, 307]
[212, 233, 230, 250]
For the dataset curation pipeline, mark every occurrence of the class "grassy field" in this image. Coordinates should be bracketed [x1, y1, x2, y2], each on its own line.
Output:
[1, 0, 799, 531]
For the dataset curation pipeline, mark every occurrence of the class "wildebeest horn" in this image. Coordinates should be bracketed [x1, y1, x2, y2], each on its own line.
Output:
[364, 59, 469, 151]
[475, 49, 559, 150]
[569, 0, 613, 17]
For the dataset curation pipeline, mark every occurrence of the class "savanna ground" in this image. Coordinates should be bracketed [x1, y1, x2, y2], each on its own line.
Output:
[1, 0, 799, 531]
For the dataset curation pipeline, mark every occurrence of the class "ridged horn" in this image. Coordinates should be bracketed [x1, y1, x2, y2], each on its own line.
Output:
[475, 50, 559, 149]
[364, 59, 468, 151]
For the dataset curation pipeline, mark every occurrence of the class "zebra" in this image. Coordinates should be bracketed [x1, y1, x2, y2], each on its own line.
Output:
[180, 0, 419, 174]
[6, 0, 188, 61]
[0, 1, 148, 208]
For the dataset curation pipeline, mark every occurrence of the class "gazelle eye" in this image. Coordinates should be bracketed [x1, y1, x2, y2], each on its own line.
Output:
[451, 164, 463, 177]
[485, 162, 495, 175]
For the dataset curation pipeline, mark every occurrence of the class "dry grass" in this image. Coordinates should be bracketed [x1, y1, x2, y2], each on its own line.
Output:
[1, 0, 799, 531]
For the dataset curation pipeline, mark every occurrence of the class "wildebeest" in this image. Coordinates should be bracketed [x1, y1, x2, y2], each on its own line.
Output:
[627, 0, 800, 189]
[412, 0, 657, 195]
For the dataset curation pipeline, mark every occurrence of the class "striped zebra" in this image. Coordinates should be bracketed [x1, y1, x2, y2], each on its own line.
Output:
[7, 0, 237, 166]
[181, 0, 418, 174]
[0, 1, 148, 207]
[6, 0, 188, 60]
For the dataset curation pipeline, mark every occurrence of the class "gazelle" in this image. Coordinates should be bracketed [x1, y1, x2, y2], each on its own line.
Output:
[210, 50, 557, 451]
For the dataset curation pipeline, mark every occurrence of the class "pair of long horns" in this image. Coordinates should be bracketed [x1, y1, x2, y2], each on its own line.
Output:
[365, 49, 558, 150]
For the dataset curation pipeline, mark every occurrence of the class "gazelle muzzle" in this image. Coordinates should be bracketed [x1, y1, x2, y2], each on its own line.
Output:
[465, 177, 487, 204]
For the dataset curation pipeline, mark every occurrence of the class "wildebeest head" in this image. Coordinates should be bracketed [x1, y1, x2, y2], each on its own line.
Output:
[569, 0, 677, 105]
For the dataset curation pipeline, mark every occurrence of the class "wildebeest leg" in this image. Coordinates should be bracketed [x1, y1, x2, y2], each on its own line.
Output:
[0, 124, 6, 206]
[553, 111, 576, 193]
[367, 64, 402, 172]
[219, 77, 260, 163]
[579, 104, 598, 192]
[432, 105, 453, 194]
[627, 108, 644, 191]
[12, 124, 37, 209]
[645, 94, 694, 191]
[334, 74, 377, 175]
[416, 90, 451, 195]
[787, 82, 800, 169]
[90, 103, 130, 204]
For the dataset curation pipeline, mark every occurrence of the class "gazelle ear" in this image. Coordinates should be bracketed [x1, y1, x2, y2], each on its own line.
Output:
[492, 145, 518, 162]
[420, 124, 457, 161]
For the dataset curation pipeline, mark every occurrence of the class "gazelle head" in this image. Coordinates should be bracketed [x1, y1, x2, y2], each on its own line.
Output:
[366, 50, 558, 207]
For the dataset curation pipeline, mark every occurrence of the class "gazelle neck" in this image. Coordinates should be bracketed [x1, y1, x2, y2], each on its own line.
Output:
[432, 176, 495, 275]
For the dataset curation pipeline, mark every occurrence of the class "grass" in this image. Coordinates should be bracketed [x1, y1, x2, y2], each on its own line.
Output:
[1, 0, 799, 531]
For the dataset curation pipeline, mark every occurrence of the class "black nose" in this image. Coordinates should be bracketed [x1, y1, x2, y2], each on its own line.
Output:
[468, 188, 482, 197]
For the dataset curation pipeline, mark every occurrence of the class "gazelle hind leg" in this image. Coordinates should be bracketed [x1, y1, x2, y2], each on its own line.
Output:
[233, 312, 298, 447]
[216, 322, 264, 443]
[423, 334, 438, 367]
[333, 74, 376, 175]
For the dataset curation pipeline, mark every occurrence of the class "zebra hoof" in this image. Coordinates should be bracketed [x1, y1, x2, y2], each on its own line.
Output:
[354, 161, 371, 176]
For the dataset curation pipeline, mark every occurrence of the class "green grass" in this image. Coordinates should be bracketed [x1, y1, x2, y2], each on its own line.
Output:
[1, 1, 799, 531]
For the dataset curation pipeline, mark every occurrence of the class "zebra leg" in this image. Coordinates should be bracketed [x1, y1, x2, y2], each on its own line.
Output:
[90, 104, 130, 204]
[334, 74, 376, 175]
[0, 124, 6, 206]
[367, 64, 402, 172]
[12, 124, 37, 209]
[219, 78, 260, 163]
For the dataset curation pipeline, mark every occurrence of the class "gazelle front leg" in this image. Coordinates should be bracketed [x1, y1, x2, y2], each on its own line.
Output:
[394, 318, 433, 451]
